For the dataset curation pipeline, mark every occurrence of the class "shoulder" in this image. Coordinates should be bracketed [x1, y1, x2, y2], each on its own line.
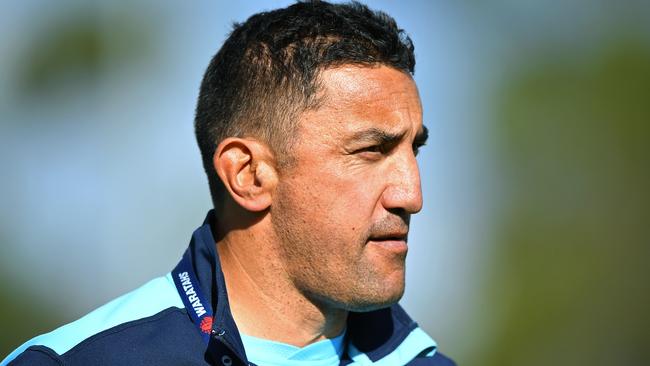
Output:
[1, 274, 192, 366]
[346, 305, 456, 365]
[431, 352, 457, 365]
[408, 351, 457, 365]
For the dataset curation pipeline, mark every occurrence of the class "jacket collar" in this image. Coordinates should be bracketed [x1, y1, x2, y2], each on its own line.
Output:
[185, 210, 421, 364]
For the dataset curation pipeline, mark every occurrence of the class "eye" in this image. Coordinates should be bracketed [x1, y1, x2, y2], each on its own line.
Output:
[353, 144, 388, 159]
[359, 145, 385, 153]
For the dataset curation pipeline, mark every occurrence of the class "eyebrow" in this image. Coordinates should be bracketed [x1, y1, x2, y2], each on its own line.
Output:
[349, 125, 429, 146]
[349, 128, 406, 145]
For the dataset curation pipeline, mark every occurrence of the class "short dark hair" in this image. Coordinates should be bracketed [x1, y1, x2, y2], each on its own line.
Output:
[195, 0, 416, 208]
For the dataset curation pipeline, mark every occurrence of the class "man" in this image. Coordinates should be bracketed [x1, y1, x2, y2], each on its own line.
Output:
[2, 1, 455, 365]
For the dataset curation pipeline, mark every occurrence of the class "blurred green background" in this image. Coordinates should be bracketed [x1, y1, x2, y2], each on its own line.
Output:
[1, 1, 649, 365]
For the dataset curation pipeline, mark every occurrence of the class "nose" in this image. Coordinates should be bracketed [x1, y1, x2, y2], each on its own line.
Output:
[381, 150, 423, 214]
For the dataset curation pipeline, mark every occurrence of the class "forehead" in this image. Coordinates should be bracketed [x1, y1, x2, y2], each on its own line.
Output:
[302, 65, 423, 138]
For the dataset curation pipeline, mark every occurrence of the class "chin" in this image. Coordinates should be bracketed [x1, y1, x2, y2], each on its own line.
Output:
[344, 281, 405, 312]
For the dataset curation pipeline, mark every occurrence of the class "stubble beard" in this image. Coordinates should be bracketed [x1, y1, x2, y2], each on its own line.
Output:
[270, 191, 407, 313]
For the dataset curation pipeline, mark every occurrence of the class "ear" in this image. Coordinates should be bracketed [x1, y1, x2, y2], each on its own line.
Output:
[213, 137, 277, 212]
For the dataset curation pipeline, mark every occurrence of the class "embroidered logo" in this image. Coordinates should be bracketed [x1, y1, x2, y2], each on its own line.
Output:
[200, 316, 213, 334]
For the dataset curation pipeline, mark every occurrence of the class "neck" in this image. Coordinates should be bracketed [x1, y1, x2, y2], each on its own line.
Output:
[216, 216, 347, 347]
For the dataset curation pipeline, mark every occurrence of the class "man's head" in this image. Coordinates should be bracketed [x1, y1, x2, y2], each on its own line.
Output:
[195, 1, 425, 312]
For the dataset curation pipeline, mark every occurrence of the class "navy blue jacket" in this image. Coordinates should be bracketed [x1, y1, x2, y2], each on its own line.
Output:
[2, 212, 455, 365]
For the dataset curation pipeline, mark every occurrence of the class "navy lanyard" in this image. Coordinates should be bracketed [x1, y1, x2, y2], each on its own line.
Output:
[171, 234, 249, 366]
[171, 250, 214, 345]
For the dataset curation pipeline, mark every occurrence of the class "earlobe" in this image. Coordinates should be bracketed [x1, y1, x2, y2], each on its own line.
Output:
[213, 138, 276, 212]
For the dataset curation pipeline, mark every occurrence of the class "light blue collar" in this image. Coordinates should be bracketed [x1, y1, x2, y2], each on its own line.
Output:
[240, 330, 346, 366]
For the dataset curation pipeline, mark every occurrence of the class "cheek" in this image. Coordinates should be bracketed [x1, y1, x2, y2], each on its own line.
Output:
[307, 173, 377, 230]
[279, 156, 385, 239]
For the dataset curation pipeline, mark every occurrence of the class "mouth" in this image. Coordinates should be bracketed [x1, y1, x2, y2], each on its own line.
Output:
[367, 233, 409, 254]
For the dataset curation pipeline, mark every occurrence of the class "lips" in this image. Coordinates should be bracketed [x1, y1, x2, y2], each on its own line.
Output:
[366, 216, 410, 254]
[369, 233, 408, 241]
[367, 233, 409, 254]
